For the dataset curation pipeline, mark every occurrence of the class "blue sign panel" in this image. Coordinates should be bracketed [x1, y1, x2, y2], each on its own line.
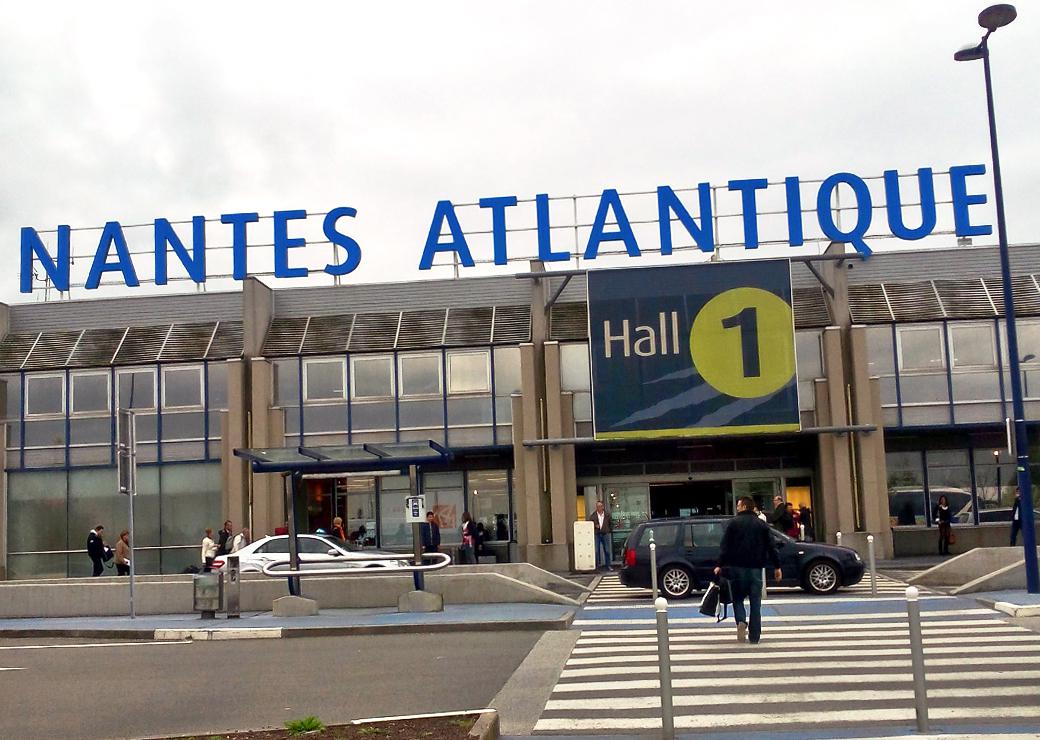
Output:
[588, 260, 799, 439]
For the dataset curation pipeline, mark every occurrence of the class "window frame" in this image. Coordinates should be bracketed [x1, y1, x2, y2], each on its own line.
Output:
[350, 354, 396, 400]
[896, 324, 946, 373]
[161, 365, 204, 410]
[117, 367, 157, 411]
[447, 349, 491, 395]
[948, 322, 997, 370]
[24, 373, 65, 417]
[303, 357, 346, 402]
[70, 371, 110, 415]
[397, 351, 443, 398]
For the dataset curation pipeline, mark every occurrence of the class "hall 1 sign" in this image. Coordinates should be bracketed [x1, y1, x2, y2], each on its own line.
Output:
[587, 260, 799, 439]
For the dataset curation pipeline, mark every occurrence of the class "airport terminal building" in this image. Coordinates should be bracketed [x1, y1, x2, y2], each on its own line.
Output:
[0, 243, 1038, 579]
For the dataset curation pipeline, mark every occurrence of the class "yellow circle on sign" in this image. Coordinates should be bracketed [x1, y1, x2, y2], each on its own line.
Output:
[689, 287, 795, 399]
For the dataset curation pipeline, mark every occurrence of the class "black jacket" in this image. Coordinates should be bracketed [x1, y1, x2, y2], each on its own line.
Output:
[933, 504, 952, 524]
[421, 522, 441, 552]
[769, 506, 792, 533]
[217, 528, 233, 555]
[87, 530, 107, 561]
[718, 511, 781, 570]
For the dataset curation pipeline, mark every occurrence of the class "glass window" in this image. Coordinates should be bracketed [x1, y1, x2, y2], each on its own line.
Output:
[118, 369, 155, 410]
[639, 524, 679, 547]
[378, 475, 411, 547]
[887, 451, 925, 526]
[468, 470, 510, 542]
[926, 449, 974, 524]
[71, 373, 109, 414]
[398, 353, 441, 397]
[162, 366, 203, 408]
[950, 324, 996, 368]
[973, 448, 1017, 520]
[160, 462, 221, 547]
[207, 362, 228, 409]
[273, 359, 300, 406]
[6, 470, 68, 553]
[1017, 320, 1040, 364]
[304, 359, 345, 401]
[257, 537, 290, 554]
[300, 536, 334, 554]
[795, 331, 823, 380]
[898, 326, 945, 372]
[447, 351, 490, 394]
[3, 374, 21, 421]
[351, 355, 394, 399]
[494, 346, 521, 395]
[865, 326, 895, 376]
[424, 471, 465, 546]
[25, 374, 63, 416]
[560, 343, 591, 392]
[686, 521, 725, 548]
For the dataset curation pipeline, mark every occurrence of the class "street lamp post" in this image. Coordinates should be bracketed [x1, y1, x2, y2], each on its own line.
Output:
[955, 4, 1039, 594]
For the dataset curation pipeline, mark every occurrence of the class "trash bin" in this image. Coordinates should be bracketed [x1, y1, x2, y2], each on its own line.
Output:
[225, 555, 240, 619]
[193, 571, 223, 619]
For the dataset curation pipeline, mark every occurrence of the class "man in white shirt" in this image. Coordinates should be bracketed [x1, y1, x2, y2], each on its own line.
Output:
[231, 528, 251, 553]
[587, 500, 613, 570]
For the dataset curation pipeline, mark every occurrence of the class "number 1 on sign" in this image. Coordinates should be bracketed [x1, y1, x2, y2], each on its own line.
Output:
[721, 307, 760, 378]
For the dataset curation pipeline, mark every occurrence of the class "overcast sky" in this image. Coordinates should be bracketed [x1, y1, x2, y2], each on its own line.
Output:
[3, 1, 1038, 303]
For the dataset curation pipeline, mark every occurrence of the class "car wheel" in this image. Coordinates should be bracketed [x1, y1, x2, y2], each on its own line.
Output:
[660, 566, 694, 599]
[803, 560, 841, 594]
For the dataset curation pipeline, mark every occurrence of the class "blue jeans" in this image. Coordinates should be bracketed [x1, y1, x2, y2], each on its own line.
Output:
[728, 567, 764, 643]
[594, 532, 612, 569]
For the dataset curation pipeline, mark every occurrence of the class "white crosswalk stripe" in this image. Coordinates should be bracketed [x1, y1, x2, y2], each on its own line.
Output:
[534, 573, 1040, 736]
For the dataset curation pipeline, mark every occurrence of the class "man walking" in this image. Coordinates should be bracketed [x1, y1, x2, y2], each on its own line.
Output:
[588, 500, 613, 570]
[86, 525, 110, 577]
[714, 496, 782, 645]
[1010, 488, 1022, 546]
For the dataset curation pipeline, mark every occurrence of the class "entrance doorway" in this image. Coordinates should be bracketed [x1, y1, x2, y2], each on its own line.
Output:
[649, 480, 732, 518]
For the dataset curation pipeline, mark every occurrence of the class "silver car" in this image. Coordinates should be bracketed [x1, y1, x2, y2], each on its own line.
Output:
[211, 534, 407, 573]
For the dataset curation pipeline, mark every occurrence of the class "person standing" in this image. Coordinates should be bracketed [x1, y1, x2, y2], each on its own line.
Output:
[115, 530, 131, 576]
[201, 528, 218, 572]
[588, 500, 613, 570]
[1010, 488, 1022, 546]
[421, 511, 441, 554]
[86, 525, 110, 577]
[714, 496, 782, 645]
[769, 495, 792, 533]
[231, 528, 251, 553]
[216, 520, 233, 556]
[934, 494, 953, 556]
[459, 511, 477, 564]
[330, 517, 347, 541]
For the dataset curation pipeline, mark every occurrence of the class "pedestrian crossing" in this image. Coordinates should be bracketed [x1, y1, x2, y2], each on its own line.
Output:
[587, 571, 919, 605]
[535, 575, 1040, 736]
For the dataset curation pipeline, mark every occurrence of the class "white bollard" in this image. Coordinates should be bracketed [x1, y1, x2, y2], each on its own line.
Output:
[650, 540, 659, 601]
[655, 597, 675, 740]
[867, 534, 878, 596]
[799, 523, 805, 541]
[905, 586, 929, 733]
[836, 531, 842, 547]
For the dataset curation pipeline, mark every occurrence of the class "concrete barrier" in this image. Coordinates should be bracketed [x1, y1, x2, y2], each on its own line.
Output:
[0, 567, 578, 618]
[950, 559, 1036, 595]
[907, 547, 1040, 588]
[445, 563, 590, 595]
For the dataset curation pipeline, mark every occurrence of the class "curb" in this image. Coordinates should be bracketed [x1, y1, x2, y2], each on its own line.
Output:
[470, 709, 500, 739]
[349, 708, 498, 739]
[976, 597, 1040, 618]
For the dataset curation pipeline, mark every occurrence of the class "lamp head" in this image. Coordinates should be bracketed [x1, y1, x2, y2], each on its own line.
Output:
[979, 4, 1017, 32]
[954, 43, 986, 62]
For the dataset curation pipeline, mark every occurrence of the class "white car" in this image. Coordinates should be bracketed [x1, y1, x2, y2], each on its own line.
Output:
[211, 534, 407, 573]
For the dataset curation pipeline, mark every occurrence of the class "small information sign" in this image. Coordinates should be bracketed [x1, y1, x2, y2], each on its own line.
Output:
[405, 495, 426, 523]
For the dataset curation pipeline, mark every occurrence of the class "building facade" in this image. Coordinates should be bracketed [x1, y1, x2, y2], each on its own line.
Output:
[1, 243, 1038, 579]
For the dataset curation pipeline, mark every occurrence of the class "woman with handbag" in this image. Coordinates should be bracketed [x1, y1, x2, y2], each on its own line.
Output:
[115, 530, 131, 576]
[933, 494, 953, 556]
[459, 511, 477, 564]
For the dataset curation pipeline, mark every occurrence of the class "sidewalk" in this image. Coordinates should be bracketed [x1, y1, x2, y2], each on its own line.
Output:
[0, 602, 575, 640]
[972, 589, 1040, 617]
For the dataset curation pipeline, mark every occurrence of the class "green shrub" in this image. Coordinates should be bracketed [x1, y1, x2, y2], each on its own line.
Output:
[285, 716, 325, 735]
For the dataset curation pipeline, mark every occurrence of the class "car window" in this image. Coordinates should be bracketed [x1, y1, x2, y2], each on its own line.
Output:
[638, 524, 678, 546]
[685, 522, 724, 548]
[299, 537, 334, 555]
[256, 538, 289, 554]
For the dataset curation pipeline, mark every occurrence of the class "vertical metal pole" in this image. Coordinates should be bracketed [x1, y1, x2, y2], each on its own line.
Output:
[649, 537, 658, 601]
[982, 38, 1040, 593]
[654, 597, 675, 740]
[836, 531, 842, 547]
[868, 534, 877, 597]
[287, 472, 302, 597]
[905, 586, 929, 732]
[410, 465, 425, 591]
[128, 460, 136, 620]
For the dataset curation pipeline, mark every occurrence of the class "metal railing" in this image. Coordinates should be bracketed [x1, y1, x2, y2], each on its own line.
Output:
[258, 551, 452, 578]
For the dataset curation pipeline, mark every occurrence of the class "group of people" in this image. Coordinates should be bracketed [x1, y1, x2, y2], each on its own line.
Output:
[200, 521, 251, 571]
[765, 496, 814, 541]
[86, 525, 131, 577]
[418, 510, 481, 563]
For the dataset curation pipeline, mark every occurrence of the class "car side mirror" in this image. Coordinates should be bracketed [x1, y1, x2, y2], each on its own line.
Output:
[327, 549, 342, 557]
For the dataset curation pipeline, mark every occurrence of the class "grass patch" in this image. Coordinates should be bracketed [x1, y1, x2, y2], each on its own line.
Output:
[285, 717, 325, 735]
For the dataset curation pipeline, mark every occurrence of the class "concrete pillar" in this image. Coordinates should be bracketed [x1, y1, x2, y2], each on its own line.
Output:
[817, 327, 857, 539]
[543, 342, 569, 547]
[820, 242, 852, 329]
[241, 278, 274, 358]
[0, 423, 6, 580]
[248, 358, 280, 536]
[561, 391, 578, 545]
[515, 342, 546, 551]
[223, 360, 248, 528]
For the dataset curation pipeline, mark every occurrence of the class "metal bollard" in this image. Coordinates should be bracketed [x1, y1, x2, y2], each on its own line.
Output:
[650, 540, 659, 601]
[226, 554, 241, 618]
[836, 531, 842, 547]
[654, 597, 675, 740]
[867, 535, 878, 597]
[905, 586, 930, 733]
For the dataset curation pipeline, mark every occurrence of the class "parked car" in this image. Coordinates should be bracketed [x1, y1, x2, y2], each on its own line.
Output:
[211, 534, 407, 573]
[619, 516, 865, 598]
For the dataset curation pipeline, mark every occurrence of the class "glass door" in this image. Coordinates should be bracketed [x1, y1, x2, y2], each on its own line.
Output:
[732, 479, 779, 516]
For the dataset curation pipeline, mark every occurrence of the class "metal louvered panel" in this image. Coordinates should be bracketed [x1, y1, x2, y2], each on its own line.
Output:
[22, 330, 81, 370]
[301, 314, 353, 355]
[68, 328, 127, 367]
[397, 309, 447, 349]
[792, 288, 831, 329]
[347, 312, 400, 352]
[113, 325, 169, 365]
[0, 332, 40, 371]
[848, 284, 894, 323]
[549, 302, 589, 340]
[159, 322, 218, 362]
[885, 281, 945, 322]
[492, 305, 532, 344]
[444, 306, 493, 346]
[984, 276, 1040, 317]
[207, 321, 243, 359]
[934, 279, 996, 319]
[262, 317, 309, 356]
